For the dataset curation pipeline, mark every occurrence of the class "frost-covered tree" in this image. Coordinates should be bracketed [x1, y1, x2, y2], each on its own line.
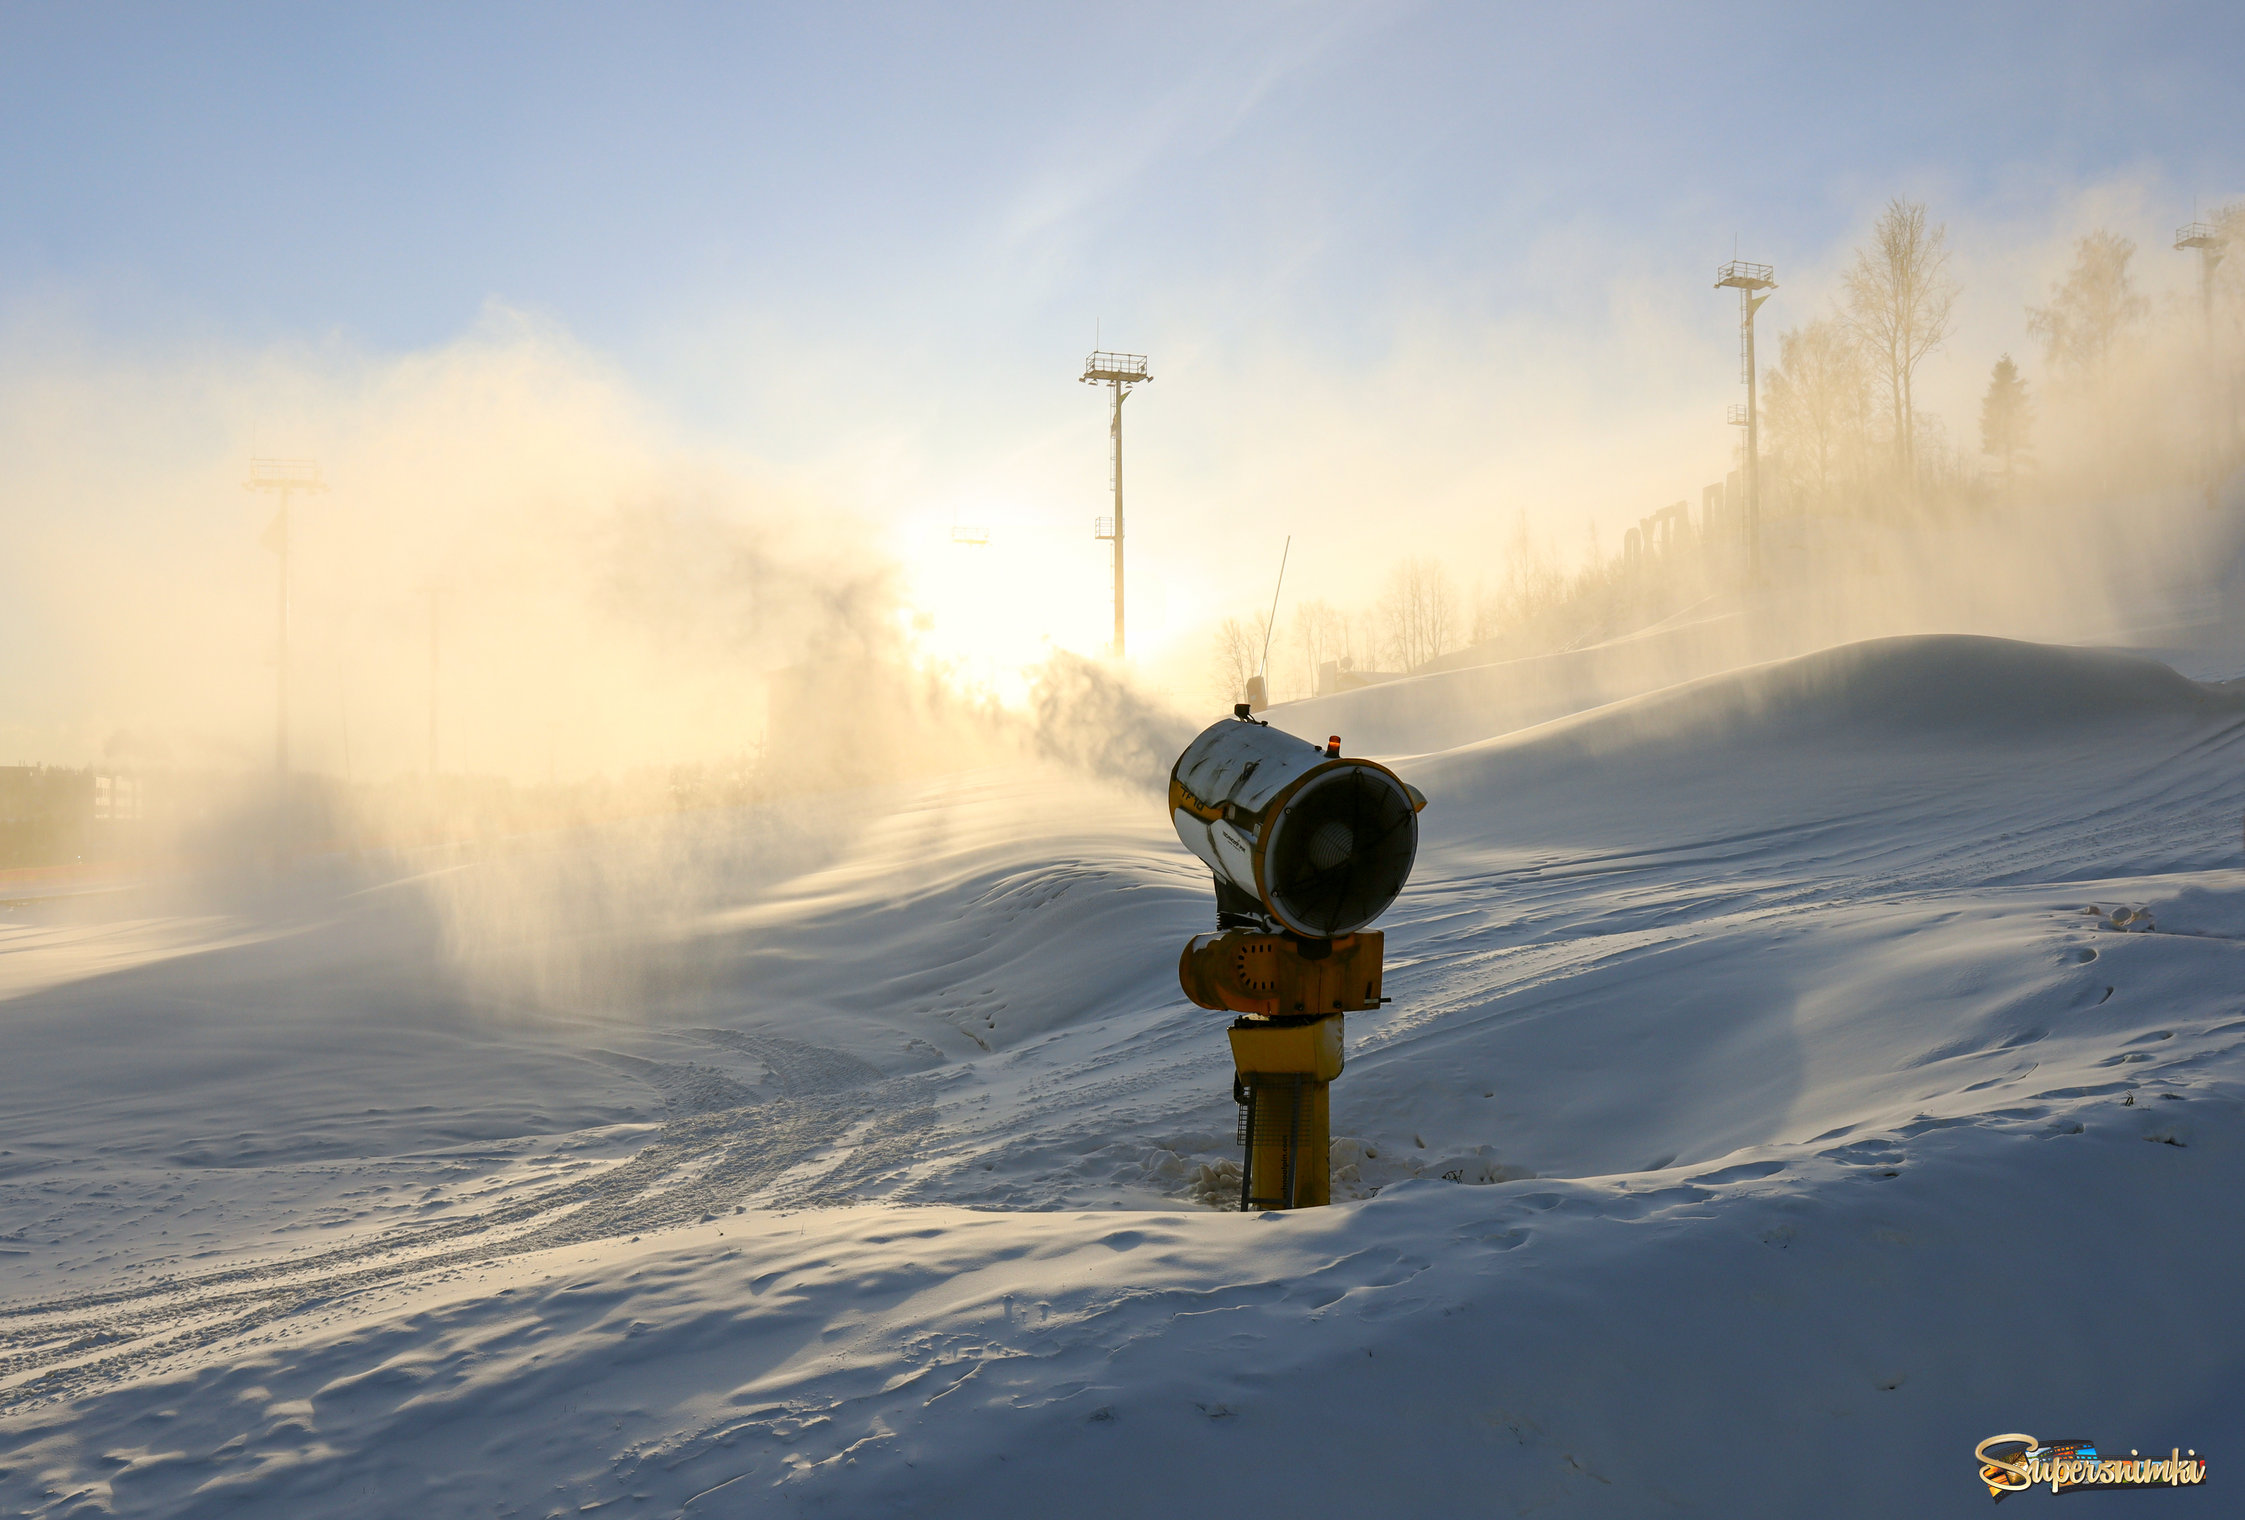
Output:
[1843, 198, 1959, 493]
[2026, 230, 2147, 382]
[1763, 318, 1874, 511]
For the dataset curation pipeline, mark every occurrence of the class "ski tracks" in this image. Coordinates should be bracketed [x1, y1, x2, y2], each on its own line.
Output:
[0, 1030, 943, 1412]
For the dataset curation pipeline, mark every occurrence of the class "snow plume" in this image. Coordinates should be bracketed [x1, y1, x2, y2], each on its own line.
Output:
[0, 311, 1245, 1020]
[1028, 651, 1198, 795]
[0, 312, 1040, 1013]
[596, 494, 903, 676]
[396, 653, 1195, 1018]
[391, 653, 1200, 1017]
[0, 308, 917, 781]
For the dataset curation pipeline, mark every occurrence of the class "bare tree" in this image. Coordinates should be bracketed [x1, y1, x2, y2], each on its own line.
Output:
[1843, 198, 1959, 494]
[1377, 557, 1457, 671]
[1422, 562, 1458, 664]
[1484, 512, 1564, 636]
[1210, 615, 1260, 703]
[1762, 318, 1874, 511]
[1469, 581, 1502, 647]
[1292, 598, 1349, 696]
[2026, 229, 2147, 382]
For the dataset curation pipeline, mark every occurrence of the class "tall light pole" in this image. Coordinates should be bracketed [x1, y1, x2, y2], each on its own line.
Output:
[245, 458, 326, 776]
[1716, 261, 1776, 581]
[419, 583, 447, 775]
[2176, 215, 2233, 505]
[1081, 349, 1151, 658]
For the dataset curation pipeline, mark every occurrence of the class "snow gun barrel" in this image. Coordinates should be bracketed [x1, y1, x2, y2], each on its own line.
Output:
[1167, 708, 1424, 939]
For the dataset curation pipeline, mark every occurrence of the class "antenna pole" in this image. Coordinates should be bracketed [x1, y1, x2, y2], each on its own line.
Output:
[275, 482, 292, 774]
[1257, 535, 1291, 679]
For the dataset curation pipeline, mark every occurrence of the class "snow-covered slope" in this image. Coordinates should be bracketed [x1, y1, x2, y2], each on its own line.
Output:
[4, 633, 2243, 1516]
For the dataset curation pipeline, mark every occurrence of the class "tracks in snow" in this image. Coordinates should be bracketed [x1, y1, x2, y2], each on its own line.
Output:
[0, 1032, 942, 1411]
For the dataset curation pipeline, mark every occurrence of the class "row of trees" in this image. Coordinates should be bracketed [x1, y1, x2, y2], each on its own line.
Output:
[1211, 559, 1460, 703]
[1209, 516, 1608, 703]
[1207, 195, 2245, 704]
[1759, 197, 1968, 513]
[1764, 197, 2231, 513]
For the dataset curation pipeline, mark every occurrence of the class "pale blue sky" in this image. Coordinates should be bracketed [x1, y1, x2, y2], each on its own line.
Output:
[4, 4, 2236, 376]
[1, 1, 2241, 726]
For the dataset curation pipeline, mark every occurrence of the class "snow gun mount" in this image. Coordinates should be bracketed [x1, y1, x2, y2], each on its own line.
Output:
[1169, 704, 1425, 1211]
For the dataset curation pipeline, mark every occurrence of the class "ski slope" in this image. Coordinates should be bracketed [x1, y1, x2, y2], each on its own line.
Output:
[4, 632, 2243, 1516]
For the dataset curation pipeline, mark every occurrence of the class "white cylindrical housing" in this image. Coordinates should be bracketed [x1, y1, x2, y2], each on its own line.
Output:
[1169, 717, 1421, 938]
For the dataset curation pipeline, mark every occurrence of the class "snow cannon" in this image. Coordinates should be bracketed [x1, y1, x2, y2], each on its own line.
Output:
[1168, 709, 1422, 936]
[1168, 706, 1426, 1211]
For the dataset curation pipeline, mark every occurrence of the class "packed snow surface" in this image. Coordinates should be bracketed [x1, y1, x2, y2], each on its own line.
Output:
[4, 633, 2244, 1516]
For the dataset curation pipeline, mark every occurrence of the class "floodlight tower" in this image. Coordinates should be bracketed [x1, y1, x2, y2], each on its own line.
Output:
[1081, 349, 1151, 658]
[419, 582, 448, 775]
[245, 457, 327, 776]
[1715, 261, 1776, 580]
[2176, 215, 2234, 497]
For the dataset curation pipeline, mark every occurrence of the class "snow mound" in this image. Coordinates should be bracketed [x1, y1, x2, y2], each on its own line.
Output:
[1520, 633, 2239, 750]
[1273, 629, 2241, 761]
[5, 631, 2245, 1516]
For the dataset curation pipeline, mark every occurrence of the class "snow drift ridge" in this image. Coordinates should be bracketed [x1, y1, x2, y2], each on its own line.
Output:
[1474, 633, 2243, 761]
